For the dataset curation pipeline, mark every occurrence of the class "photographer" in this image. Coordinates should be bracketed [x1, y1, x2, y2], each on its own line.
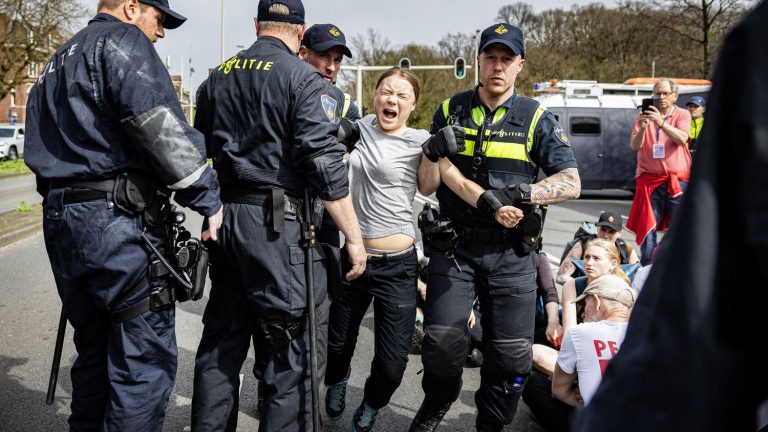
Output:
[627, 78, 691, 265]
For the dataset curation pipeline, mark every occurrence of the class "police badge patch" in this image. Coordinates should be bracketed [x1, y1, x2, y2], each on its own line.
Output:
[321, 95, 337, 122]
[553, 125, 570, 145]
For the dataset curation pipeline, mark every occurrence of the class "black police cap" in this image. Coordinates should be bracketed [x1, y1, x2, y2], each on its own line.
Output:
[257, 0, 305, 25]
[478, 23, 525, 58]
[302, 24, 352, 58]
[138, 0, 186, 29]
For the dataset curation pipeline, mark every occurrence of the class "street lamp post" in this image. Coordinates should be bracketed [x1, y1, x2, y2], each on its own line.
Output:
[220, 0, 225, 64]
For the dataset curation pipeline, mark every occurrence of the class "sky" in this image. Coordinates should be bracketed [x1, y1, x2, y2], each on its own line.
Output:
[77, 0, 615, 95]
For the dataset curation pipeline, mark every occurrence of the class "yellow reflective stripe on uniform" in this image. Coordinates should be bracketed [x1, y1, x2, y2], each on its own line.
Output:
[526, 106, 546, 152]
[441, 99, 450, 121]
[342, 93, 351, 117]
[471, 106, 485, 125]
[457, 140, 528, 160]
[492, 107, 507, 125]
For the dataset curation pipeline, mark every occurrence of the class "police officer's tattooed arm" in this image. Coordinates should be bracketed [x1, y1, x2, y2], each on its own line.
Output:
[530, 167, 581, 205]
[438, 159, 522, 227]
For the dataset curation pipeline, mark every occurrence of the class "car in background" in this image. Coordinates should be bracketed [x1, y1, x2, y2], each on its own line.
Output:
[0, 124, 25, 160]
[534, 78, 709, 191]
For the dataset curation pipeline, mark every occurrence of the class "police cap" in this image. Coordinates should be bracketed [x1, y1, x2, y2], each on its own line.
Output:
[257, 0, 305, 25]
[478, 23, 525, 58]
[138, 0, 186, 29]
[302, 24, 352, 58]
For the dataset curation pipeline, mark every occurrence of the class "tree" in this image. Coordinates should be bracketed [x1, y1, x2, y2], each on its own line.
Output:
[0, 0, 86, 101]
[643, 0, 750, 75]
[496, 2, 537, 35]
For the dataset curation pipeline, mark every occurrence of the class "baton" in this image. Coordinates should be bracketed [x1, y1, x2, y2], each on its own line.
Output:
[46, 308, 67, 405]
[303, 189, 321, 432]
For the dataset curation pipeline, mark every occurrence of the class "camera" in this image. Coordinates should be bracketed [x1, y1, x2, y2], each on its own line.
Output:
[640, 97, 660, 113]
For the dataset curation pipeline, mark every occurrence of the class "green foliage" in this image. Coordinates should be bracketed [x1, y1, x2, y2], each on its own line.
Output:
[341, 0, 751, 119]
[0, 159, 31, 176]
[16, 201, 31, 213]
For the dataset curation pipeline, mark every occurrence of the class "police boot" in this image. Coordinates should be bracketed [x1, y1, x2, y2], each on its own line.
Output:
[408, 400, 452, 432]
[352, 399, 379, 432]
[325, 379, 347, 422]
[466, 348, 484, 367]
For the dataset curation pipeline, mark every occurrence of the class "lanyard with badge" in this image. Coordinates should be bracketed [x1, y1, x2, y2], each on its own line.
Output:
[653, 106, 673, 159]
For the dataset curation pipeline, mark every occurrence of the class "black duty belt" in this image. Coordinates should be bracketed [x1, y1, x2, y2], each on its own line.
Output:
[221, 187, 302, 233]
[48, 178, 116, 205]
[459, 226, 522, 245]
[62, 189, 108, 205]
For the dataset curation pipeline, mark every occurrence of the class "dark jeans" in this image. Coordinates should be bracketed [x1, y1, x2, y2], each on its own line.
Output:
[325, 247, 418, 409]
[640, 180, 688, 265]
[43, 189, 175, 432]
[421, 242, 536, 427]
[521, 371, 573, 432]
[191, 202, 328, 432]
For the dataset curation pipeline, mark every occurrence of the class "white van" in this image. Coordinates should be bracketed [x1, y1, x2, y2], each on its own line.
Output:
[534, 79, 709, 190]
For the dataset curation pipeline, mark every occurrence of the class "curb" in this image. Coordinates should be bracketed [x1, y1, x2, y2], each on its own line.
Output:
[0, 219, 42, 248]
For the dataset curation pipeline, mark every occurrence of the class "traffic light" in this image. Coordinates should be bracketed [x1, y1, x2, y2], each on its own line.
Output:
[399, 57, 411, 70]
[454, 57, 466, 79]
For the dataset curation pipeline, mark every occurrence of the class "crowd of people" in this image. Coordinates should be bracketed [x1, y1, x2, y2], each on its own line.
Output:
[23, 0, 767, 431]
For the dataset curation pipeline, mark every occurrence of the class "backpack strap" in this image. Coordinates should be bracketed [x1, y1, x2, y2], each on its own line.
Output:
[616, 238, 630, 263]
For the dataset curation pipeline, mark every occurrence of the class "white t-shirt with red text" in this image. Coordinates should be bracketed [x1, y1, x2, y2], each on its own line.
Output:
[557, 320, 629, 405]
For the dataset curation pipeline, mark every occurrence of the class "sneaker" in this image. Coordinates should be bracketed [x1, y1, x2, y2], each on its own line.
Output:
[410, 322, 425, 355]
[352, 400, 379, 432]
[324, 380, 347, 421]
[408, 400, 452, 432]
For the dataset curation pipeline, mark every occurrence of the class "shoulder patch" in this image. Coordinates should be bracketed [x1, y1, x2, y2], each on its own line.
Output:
[321, 95, 337, 122]
[553, 125, 570, 145]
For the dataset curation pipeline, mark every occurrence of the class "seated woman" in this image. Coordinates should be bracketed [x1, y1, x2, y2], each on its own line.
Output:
[324, 67, 519, 431]
[523, 239, 634, 432]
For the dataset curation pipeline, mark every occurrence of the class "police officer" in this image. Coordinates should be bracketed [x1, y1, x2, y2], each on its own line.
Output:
[24, 1, 223, 430]
[410, 23, 581, 432]
[190, 1, 366, 431]
[248, 22, 363, 413]
[299, 23, 361, 123]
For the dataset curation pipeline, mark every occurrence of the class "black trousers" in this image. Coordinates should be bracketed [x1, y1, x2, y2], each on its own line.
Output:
[421, 242, 536, 427]
[325, 247, 418, 409]
[191, 202, 328, 432]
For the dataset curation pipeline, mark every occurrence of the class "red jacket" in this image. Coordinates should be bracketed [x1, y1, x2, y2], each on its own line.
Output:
[626, 171, 690, 244]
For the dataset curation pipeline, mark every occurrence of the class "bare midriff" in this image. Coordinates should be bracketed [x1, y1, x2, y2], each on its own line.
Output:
[363, 233, 414, 251]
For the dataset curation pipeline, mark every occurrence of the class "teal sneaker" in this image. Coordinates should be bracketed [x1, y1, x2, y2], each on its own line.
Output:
[352, 400, 379, 432]
[324, 380, 347, 421]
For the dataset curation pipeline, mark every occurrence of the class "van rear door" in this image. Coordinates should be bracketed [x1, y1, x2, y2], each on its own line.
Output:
[566, 111, 604, 189]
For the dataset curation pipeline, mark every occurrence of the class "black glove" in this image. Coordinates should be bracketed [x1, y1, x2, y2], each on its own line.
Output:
[422, 125, 466, 162]
[475, 187, 525, 219]
[337, 118, 360, 151]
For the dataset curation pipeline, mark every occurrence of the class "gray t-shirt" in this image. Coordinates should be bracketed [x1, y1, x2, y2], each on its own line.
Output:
[348, 114, 429, 239]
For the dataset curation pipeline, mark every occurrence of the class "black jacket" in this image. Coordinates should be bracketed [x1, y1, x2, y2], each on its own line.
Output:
[195, 36, 349, 201]
[25, 13, 220, 216]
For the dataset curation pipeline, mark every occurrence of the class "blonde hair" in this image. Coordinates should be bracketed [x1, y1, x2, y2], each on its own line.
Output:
[584, 239, 631, 285]
[259, 4, 303, 37]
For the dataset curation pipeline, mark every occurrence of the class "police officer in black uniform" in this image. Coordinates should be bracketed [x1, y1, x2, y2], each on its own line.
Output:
[249, 21, 362, 416]
[24, 1, 223, 430]
[410, 23, 581, 432]
[190, 1, 367, 431]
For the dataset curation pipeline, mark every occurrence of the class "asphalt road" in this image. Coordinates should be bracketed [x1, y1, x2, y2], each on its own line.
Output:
[0, 193, 633, 432]
[0, 174, 41, 213]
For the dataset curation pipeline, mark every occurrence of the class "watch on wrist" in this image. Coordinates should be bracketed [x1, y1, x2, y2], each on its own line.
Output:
[515, 183, 532, 203]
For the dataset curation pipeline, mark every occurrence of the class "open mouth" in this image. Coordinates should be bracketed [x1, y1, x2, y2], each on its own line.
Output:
[383, 108, 398, 120]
